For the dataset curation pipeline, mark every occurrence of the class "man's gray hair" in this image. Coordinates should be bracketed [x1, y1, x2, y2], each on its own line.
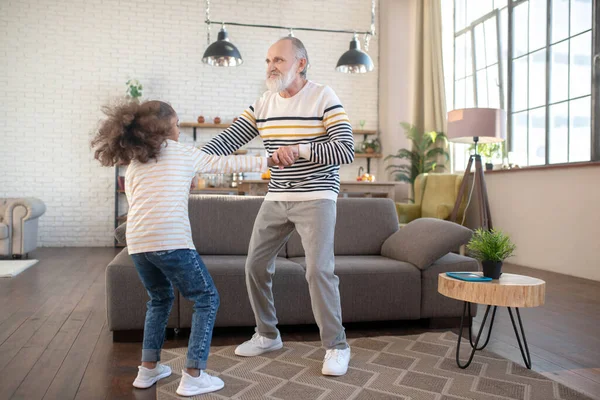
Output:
[279, 37, 309, 78]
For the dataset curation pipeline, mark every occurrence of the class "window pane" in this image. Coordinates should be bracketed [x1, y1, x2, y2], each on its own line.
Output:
[549, 102, 569, 164]
[569, 96, 591, 162]
[455, 0, 467, 31]
[528, 107, 546, 165]
[455, 79, 466, 109]
[511, 111, 529, 166]
[570, 0, 592, 36]
[477, 69, 489, 106]
[484, 18, 498, 65]
[475, 24, 487, 70]
[529, 0, 547, 52]
[529, 49, 546, 109]
[466, 31, 474, 76]
[570, 32, 592, 99]
[550, 41, 570, 103]
[466, 75, 475, 107]
[487, 65, 501, 108]
[456, 34, 466, 79]
[467, 0, 493, 26]
[494, 0, 508, 9]
[513, 56, 528, 112]
[500, 8, 508, 108]
[513, 2, 528, 57]
[551, 0, 570, 44]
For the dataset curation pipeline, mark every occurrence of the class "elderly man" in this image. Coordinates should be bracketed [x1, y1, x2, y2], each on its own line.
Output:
[201, 37, 354, 376]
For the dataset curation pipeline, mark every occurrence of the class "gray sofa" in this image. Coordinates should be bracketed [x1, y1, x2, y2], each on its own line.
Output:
[106, 195, 478, 341]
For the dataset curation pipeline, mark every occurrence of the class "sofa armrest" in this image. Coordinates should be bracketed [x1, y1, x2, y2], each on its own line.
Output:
[395, 203, 421, 224]
[4, 198, 46, 223]
[436, 204, 454, 220]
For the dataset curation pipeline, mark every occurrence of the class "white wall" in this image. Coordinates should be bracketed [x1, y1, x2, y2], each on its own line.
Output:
[377, 0, 416, 200]
[0, 0, 380, 246]
[467, 166, 600, 282]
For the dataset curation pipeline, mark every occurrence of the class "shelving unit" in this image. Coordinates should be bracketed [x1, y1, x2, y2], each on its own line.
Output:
[180, 122, 231, 142]
[354, 129, 380, 173]
[114, 167, 127, 247]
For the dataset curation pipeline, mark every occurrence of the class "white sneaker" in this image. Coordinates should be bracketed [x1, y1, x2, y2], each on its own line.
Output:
[234, 332, 283, 356]
[176, 370, 225, 397]
[322, 346, 351, 376]
[132, 363, 172, 388]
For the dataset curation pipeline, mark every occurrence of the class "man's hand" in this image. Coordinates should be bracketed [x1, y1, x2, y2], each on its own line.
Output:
[271, 145, 299, 168]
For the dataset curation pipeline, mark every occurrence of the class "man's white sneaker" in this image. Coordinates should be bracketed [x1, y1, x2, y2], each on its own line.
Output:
[322, 346, 351, 376]
[176, 370, 225, 397]
[234, 332, 283, 356]
[132, 363, 172, 389]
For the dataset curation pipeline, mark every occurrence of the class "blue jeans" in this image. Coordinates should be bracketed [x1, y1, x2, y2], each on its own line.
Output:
[131, 249, 220, 370]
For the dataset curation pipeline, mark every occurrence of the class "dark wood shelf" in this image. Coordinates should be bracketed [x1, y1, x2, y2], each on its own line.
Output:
[355, 153, 382, 158]
[180, 122, 231, 128]
[353, 129, 377, 135]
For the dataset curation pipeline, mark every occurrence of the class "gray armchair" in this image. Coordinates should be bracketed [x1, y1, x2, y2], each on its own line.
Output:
[0, 198, 46, 258]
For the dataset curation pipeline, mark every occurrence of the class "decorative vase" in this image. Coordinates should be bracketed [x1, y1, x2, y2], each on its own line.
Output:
[482, 260, 502, 279]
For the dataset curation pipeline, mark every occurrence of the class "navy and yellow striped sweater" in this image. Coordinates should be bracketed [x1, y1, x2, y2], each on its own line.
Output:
[201, 80, 355, 202]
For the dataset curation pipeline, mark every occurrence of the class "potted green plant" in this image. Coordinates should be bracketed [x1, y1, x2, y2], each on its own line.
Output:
[384, 122, 450, 201]
[469, 143, 501, 171]
[126, 79, 143, 102]
[360, 138, 381, 154]
[466, 228, 516, 279]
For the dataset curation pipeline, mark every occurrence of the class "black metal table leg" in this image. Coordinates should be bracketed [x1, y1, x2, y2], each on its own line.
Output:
[507, 307, 532, 369]
[456, 302, 497, 369]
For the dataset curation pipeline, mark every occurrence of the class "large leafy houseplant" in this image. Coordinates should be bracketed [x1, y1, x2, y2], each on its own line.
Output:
[466, 228, 516, 279]
[385, 122, 450, 200]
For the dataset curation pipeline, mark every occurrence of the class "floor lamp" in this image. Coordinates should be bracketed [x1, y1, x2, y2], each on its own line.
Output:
[446, 108, 506, 230]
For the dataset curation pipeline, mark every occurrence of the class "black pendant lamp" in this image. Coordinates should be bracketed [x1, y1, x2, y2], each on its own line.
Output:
[336, 34, 374, 74]
[202, 26, 243, 67]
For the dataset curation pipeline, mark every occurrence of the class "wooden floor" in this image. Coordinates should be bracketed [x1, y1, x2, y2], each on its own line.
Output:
[0, 247, 599, 400]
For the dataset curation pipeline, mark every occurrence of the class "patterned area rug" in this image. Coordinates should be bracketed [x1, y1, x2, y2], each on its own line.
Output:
[157, 331, 594, 400]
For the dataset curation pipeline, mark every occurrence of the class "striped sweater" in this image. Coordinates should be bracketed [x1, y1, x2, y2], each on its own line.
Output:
[202, 81, 355, 202]
[125, 140, 268, 254]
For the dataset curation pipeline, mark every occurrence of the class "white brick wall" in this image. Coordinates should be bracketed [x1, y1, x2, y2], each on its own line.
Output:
[0, 0, 380, 246]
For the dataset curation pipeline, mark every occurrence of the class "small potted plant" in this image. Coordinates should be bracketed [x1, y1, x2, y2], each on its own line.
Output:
[126, 79, 143, 102]
[470, 143, 501, 170]
[466, 228, 516, 279]
[360, 138, 381, 154]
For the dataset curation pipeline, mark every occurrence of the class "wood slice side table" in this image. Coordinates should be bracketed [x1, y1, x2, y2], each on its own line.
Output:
[438, 272, 546, 369]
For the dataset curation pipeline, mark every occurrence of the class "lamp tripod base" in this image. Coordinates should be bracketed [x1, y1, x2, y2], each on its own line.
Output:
[450, 154, 493, 230]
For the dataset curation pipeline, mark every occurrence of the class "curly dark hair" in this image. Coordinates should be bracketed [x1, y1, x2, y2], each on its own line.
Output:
[91, 100, 176, 166]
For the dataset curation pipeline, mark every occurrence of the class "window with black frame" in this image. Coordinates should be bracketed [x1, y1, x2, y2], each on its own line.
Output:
[444, 0, 597, 170]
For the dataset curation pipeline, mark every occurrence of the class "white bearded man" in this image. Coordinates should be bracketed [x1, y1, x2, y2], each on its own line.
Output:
[201, 37, 354, 376]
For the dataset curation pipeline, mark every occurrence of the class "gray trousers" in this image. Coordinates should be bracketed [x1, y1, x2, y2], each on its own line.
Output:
[245, 199, 347, 350]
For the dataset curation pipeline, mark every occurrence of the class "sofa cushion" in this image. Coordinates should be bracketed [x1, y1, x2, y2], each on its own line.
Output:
[179, 256, 311, 328]
[105, 248, 179, 330]
[287, 198, 399, 257]
[420, 252, 479, 318]
[381, 218, 472, 270]
[189, 195, 286, 257]
[289, 255, 421, 321]
[0, 223, 8, 239]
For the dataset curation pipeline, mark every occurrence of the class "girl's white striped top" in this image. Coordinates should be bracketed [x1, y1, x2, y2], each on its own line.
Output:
[202, 81, 355, 202]
[125, 140, 268, 254]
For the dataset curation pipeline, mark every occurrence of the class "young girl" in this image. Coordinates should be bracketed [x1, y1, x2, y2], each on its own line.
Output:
[91, 100, 276, 396]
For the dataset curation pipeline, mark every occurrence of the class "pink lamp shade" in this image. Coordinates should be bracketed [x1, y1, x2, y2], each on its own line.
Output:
[447, 108, 506, 144]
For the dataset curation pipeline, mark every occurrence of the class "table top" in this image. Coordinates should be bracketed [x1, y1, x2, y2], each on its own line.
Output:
[438, 272, 546, 308]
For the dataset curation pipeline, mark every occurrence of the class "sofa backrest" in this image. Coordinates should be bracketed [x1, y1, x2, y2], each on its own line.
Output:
[189, 195, 275, 255]
[286, 198, 399, 257]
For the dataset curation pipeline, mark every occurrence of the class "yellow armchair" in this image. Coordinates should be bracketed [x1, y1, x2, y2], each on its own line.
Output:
[395, 173, 466, 225]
